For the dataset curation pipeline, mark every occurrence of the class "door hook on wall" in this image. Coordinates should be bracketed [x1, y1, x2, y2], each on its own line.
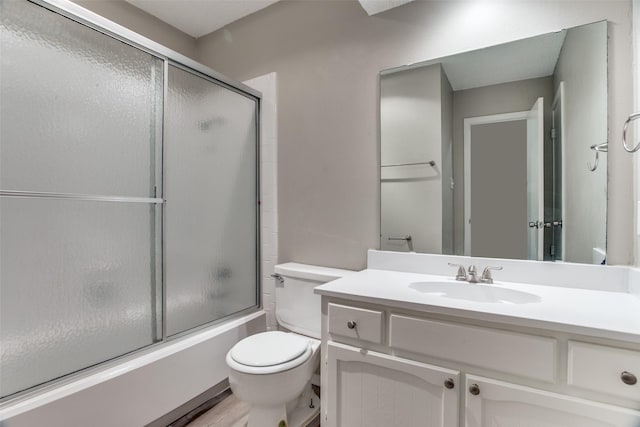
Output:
[622, 112, 640, 153]
[587, 142, 607, 172]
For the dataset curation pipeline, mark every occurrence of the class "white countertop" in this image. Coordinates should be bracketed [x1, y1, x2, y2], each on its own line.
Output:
[314, 269, 640, 344]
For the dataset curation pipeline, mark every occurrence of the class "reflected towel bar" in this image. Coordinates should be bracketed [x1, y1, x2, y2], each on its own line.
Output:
[381, 160, 436, 168]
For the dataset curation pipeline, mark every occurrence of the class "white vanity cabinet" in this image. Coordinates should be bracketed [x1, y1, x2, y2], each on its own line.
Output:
[326, 342, 459, 427]
[321, 301, 640, 427]
[465, 375, 640, 427]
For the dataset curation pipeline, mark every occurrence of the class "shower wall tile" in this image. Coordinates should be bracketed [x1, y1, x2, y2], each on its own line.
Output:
[245, 72, 279, 331]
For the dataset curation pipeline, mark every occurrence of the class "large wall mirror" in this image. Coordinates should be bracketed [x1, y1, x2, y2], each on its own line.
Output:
[380, 21, 607, 265]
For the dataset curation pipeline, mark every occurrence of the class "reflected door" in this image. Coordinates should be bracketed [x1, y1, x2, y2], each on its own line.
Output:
[526, 97, 545, 260]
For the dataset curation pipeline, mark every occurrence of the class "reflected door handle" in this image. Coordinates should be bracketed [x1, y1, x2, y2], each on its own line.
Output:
[530, 220, 563, 229]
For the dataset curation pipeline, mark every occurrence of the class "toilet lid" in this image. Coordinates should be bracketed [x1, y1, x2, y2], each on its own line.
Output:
[230, 331, 310, 367]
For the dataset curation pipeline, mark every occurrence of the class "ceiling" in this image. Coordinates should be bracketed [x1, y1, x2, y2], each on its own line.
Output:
[125, 0, 280, 38]
[383, 29, 567, 91]
[125, 0, 417, 39]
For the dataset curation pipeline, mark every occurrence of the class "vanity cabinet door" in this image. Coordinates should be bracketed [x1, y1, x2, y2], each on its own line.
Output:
[465, 375, 640, 427]
[325, 341, 459, 427]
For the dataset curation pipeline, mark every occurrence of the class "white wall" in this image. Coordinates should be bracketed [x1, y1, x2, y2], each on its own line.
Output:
[196, 0, 634, 269]
[553, 22, 608, 264]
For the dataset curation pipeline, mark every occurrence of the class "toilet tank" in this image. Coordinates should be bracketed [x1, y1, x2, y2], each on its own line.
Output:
[273, 263, 354, 339]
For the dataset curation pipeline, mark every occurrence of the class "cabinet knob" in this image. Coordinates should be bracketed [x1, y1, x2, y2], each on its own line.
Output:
[347, 320, 357, 330]
[444, 378, 455, 389]
[469, 384, 480, 395]
[621, 371, 637, 385]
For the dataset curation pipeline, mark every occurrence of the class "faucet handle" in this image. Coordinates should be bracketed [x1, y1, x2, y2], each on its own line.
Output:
[448, 263, 467, 281]
[481, 266, 503, 284]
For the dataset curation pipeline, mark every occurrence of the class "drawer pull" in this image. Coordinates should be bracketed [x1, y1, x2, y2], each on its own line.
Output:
[469, 384, 480, 395]
[444, 378, 455, 389]
[621, 371, 637, 385]
[347, 320, 357, 330]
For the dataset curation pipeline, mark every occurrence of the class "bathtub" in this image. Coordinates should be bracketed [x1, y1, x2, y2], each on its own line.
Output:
[0, 311, 266, 427]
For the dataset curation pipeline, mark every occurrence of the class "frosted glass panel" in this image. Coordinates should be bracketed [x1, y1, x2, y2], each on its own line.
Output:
[165, 66, 257, 336]
[0, 197, 160, 398]
[0, 0, 163, 197]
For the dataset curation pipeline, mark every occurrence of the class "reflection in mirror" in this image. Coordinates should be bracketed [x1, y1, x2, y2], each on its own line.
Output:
[380, 21, 607, 265]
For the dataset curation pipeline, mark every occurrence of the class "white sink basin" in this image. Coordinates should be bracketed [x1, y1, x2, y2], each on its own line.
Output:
[409, 281, 541, 304]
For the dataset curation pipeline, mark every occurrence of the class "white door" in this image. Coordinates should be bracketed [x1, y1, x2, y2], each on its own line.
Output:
[526, 97, 544, 260]
[465, 375, 640, 427]
[325, 342, 459, 427]
[551, 83, 565, 261]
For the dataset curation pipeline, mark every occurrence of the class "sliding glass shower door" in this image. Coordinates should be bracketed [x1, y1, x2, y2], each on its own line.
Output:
[0, 0, 259, 400]
[164, 65, 258, 337]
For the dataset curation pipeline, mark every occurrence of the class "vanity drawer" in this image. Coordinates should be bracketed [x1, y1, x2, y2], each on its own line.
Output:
[328, 303, 383, 344]
[568, 341, 640, 401]
[389, 314, 557, 382]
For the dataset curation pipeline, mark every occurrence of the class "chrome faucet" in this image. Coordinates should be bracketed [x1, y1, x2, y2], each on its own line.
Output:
[449, 263, 502, 284]
[467, 265, 479, 283]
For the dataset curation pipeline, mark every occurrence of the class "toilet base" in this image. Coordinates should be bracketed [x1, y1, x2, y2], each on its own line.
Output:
[244, 384, 321, 427]
[287, 385, 321, 427]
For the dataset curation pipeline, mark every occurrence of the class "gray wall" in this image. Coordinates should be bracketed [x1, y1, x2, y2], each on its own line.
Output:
[452, 77, 555, 255]
[470, 121, 528, 259]
[196, 0, 633, 270]
[73, 0, 197, 59]
[553, 22, 608, 264]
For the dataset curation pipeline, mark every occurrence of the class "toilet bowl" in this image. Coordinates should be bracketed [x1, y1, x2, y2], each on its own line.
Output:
[226, 263, 353, 427]
[226, 331, 320, 427]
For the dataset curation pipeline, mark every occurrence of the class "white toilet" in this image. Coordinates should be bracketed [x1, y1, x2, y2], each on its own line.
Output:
[226, 262, 352, 427]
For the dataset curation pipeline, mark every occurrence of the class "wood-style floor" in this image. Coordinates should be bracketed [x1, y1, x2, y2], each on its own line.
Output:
[184, 393, 250, 427]
[181, 391, 321, 427]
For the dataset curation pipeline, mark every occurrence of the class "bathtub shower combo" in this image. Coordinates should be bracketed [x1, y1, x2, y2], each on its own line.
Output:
[0, 0, 261, 421]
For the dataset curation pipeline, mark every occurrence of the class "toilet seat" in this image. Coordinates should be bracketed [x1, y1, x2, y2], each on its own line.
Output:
[227, 331, 313, 375]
